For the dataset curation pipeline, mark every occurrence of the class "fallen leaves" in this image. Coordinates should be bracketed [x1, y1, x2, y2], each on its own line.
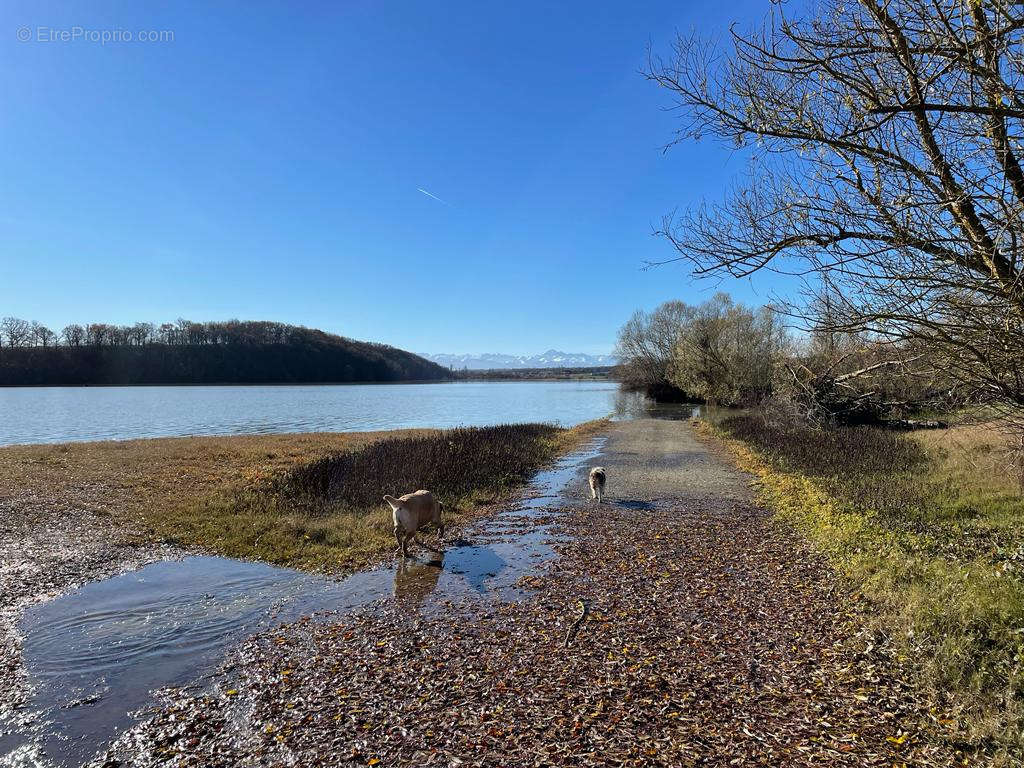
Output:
[92, 467, 981, 766]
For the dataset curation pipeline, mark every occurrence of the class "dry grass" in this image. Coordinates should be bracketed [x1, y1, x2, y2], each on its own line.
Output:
[701, 416, 1024, 758]
[0, 430, 429, 527]
[0, 421, 608, 574]
[915, 424, 1024, 526]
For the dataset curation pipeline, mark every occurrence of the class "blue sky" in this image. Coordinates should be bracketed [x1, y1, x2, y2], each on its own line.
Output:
[1, 1, 784, 355]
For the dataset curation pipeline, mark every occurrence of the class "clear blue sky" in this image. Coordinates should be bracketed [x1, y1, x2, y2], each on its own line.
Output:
[1, 1, 786, 356]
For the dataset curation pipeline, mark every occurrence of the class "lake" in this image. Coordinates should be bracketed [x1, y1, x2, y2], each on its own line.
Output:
[0, 381, 622, 446]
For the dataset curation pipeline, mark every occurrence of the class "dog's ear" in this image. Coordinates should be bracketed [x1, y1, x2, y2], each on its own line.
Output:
[383, 494, 401, 511]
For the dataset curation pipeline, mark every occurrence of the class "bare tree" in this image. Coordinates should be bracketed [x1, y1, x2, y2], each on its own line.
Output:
[616, 295, 788, 405]
[131, 322, 154, 345]
[156, 323, 177, 344]
[614, 300, 695, 398]
[85, 323, 112, 346]
[61, 324, 85, 346]
[30, 322, 54, 347]
[0, 317, 31, 347]
[646, 0, 1024, 412]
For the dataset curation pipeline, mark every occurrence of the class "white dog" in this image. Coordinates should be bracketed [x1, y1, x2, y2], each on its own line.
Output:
[588, 466, 606, 503]
[383, 490, 445, 558]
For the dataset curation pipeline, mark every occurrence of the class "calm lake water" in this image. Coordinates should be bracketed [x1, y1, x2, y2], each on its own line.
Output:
[0, 381, 621, 446]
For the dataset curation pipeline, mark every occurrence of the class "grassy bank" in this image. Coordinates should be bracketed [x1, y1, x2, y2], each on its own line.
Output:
[169, 421, 605, 570]
[699, 415, 1024, 754]
[0, 421, 605, 573]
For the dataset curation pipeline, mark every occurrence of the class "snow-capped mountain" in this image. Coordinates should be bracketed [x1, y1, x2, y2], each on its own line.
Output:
[421, 349, 617, 370]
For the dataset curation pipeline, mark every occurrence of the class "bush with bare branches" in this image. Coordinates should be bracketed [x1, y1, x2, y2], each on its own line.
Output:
[616, 294, 787, 407]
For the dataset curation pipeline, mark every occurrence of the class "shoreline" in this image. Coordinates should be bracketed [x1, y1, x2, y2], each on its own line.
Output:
[0, 375, 618, 390]
[0, 421, 609, 726]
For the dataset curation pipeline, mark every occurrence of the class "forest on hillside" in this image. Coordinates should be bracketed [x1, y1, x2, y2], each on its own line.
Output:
[0, 318, 449, 385]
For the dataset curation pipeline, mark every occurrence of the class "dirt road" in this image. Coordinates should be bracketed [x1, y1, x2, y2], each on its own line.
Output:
[97, 418, 965, 767]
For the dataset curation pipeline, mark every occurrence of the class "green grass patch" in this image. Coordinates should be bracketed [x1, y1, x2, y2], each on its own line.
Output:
[701, 415, 1024, 754]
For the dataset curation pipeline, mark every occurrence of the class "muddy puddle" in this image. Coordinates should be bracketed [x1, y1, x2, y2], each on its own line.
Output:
[0, 438, 605, 767]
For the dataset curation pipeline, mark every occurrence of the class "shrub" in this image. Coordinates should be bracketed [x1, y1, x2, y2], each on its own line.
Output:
[721, 414, 925, 477]
[277, 423, 562, 514]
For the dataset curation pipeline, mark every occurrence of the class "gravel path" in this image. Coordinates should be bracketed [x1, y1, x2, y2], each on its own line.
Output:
[95, 418, 969, 767]
[598, 415, 750, 502]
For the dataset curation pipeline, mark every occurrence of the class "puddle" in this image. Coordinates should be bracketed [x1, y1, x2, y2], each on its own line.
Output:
[612, 391, 701, 421]
[0, 438, 604, 768]
[616, 499, 658, 511]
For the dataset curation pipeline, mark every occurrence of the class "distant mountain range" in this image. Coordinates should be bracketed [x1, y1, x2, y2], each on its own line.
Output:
[422, 350, 617, 370]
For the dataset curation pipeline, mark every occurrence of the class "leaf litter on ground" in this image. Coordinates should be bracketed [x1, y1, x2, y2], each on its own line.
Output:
[94, 490, 980, 767]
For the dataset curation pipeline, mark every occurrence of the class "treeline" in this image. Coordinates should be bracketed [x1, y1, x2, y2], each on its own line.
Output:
[0, 317, 449, 386]
[615, 294, 959, 425]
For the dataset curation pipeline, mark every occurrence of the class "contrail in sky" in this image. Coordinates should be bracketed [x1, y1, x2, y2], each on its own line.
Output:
[417, 187, 451, 206]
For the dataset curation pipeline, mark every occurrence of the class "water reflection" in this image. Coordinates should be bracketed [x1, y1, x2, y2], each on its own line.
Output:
[612, 390, 702, 421]
[445, 545, 509, 594]
[615, 499, 658, 511]
[1, 556, 391, 768]
[393, 556, 444, 603]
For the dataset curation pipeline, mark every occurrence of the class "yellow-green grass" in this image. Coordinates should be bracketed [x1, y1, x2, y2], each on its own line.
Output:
[0, 420, 607, 574]
[698, 417, 1024, 755]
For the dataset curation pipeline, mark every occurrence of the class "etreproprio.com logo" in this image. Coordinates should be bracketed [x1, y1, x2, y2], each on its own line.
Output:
[17, 26, 175, 44]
